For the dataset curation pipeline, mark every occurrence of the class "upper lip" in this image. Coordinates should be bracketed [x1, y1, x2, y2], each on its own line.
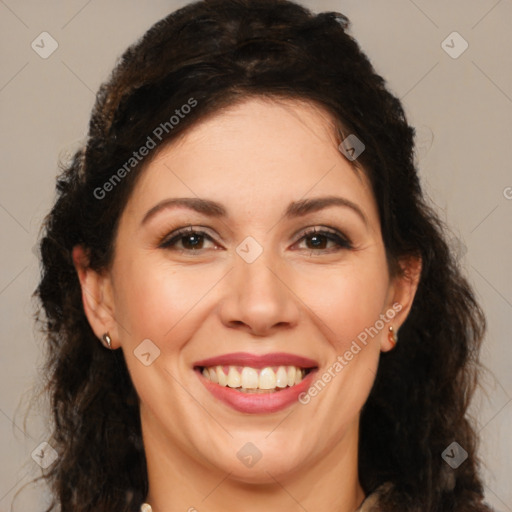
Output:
[193, 352, 318, 369]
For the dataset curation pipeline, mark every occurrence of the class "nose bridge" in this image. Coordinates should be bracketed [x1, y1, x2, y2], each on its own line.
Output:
[219, 234, 300, 334]
[235, 232, 284, 298]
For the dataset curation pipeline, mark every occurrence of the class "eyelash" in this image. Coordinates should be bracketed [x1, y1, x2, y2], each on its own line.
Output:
[158, 226, 353, 253]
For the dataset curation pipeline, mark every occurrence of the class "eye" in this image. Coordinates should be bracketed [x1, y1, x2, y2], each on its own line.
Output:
[294, 227, 353, 252]
[159, 226, 218, 252]
[158, 225, 353, 254]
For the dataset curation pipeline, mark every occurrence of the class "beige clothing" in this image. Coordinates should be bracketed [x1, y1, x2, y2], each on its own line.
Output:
[140, 483, 393, 511]
[355, 483, 393, 511]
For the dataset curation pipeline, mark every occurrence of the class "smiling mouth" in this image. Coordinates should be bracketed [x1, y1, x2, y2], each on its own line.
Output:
[196, 365, 316, 393]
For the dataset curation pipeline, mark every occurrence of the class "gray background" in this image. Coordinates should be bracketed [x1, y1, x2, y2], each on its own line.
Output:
[1, 1, 511, 510]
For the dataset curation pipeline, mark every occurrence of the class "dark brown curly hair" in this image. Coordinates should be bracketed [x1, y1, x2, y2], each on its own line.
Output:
[30, 0, 493, 510]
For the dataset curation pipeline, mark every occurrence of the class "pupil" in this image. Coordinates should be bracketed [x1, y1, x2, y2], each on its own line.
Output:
[309, 235, 325, 249]
[185, 234, 202, 249]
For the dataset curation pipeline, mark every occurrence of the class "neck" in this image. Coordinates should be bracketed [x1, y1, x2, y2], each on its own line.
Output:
[141, 407, 365, 512]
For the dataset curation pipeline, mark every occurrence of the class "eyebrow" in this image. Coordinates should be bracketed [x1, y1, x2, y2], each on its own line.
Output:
[141, 195, 368, 226]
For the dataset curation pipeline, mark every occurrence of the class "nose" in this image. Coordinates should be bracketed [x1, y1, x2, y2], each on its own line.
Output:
[218, 249, 301, 337]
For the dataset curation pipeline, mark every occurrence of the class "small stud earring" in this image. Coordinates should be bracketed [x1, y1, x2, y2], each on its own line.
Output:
[388, 326, 398, 348]
[101, 332, 112, 350]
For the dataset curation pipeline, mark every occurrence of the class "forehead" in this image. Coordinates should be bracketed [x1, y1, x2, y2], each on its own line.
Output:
[122, 96, 378, 228]
[169, 96, 347, 167]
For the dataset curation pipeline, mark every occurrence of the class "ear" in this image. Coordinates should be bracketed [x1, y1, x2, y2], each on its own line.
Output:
[72, 245, 120, 348]
[380, 255, 422, 352]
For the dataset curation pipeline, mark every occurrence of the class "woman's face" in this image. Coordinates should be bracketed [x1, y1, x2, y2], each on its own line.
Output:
[76, 97, 418, 484]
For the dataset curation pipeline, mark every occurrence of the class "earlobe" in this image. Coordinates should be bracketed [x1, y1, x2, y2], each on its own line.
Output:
[72, 245, 119, 348]
[387, 325, 398, 349]
[381, 255, 422, 352]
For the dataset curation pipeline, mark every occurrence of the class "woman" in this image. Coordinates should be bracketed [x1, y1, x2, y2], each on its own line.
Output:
[34, 0, 493, 510]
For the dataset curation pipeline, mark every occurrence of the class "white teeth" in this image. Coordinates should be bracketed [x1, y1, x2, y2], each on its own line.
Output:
[227, 367, 241, 388]
[216, 366, 227, 386]
[200, 365, 310, 390]
[241, 367, 259, 389]
[208, 367, 218, 384]
[259, 367, 276, 389]
[275, 366, 288, 388]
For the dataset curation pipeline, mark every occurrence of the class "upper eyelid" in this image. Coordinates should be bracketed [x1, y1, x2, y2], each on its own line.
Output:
[162, 225, 346, 239]
[159, 225, 352, 249]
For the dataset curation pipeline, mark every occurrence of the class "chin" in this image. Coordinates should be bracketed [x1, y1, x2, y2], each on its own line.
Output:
[199, 437, 309, 484]
[221, 456, 303, 485]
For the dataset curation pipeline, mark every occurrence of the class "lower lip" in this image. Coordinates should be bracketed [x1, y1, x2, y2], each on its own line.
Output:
[196, 368, 318, 414]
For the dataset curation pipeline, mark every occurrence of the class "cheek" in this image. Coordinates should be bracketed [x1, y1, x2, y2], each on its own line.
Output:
[113, 244, 389, 354]
[113, 256, 223, 343]
[295, 258, 390, 348]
